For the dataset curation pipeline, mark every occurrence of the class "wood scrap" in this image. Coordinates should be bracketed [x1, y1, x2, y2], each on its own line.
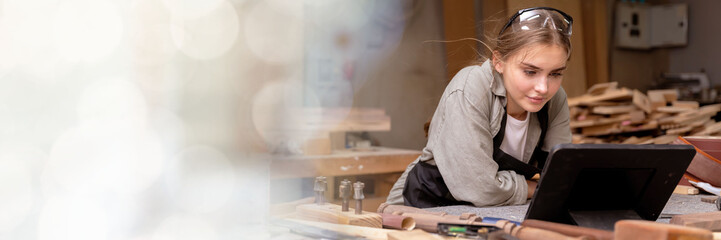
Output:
[670, 212, 721, 231]
[648, 89, 680, 103]
[568, 88, 633, 107]
[495, 220, 586, 240]
[587, 81, 618, 96]
[615, 220, 712, 240]
[654, 135, 680, 144]
[673, 185, 700, 195]
[569, 83, 721, 144]
[667, 126, 695, 135]
[656, 106, 695, 114]
[674, 101, 701, 109]
[592, 105, 638, 115]
[633, 89, 653, 113]
[522, 219, 614, 240]
[380, 213, 415, 230]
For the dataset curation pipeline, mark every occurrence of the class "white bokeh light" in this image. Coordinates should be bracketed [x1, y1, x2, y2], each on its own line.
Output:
[130, 0, 179, 67]
[162, 0, 224, 20]
[0, 151, 36, 233]
[44, 77, 165, 195]
[76, 78, 148, 127]
[244, 0, 304, 64]
[170, 146, 235, 213]
[45, 122, 166, 195]
[52, 0, 123, 62]
[251, 80, 330, 146]
[170, 0, 239, 60]
[0, 0, 56, 76]
[37, 196, 108, 240]
[152, 216, 217, 240]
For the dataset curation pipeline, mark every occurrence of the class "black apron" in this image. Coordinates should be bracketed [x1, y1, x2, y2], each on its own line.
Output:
[402, 105, 549, 208]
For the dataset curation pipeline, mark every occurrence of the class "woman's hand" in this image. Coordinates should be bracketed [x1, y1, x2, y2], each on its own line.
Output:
[526, 180, 538, 199]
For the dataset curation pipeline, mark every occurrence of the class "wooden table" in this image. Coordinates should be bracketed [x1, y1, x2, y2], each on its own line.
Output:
[270, 147, 421, 211]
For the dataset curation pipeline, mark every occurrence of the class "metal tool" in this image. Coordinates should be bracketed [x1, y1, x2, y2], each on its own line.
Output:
[339, 179, 351, 212]
[437, 222, 501, 239]
[314, 176, 327, 205]
[701, 196, 721, 210]
[353, 181, 364, 214]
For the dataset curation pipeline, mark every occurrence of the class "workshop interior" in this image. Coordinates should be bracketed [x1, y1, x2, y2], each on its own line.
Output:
[3, 0, 721, 239]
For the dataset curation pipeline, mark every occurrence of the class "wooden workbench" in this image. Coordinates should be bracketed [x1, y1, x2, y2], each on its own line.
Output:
[270, 147, 421, 211]
[426, 193, 719, 224]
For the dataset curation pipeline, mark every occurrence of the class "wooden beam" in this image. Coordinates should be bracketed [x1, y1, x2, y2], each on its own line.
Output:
[581, 0, 610, 88]
[442, 0, 478, 82]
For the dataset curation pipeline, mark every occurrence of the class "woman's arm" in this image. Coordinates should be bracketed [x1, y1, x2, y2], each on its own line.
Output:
[431, 89, 528, 207]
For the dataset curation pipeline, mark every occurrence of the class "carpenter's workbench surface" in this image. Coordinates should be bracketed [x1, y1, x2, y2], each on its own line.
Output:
[425, 193, 718, 223]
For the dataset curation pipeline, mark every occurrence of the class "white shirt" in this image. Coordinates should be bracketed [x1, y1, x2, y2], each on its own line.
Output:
[499, 111, 530, 162]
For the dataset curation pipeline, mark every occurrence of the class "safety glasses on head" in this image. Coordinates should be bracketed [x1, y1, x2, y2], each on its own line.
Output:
[499, 7, 573, 36]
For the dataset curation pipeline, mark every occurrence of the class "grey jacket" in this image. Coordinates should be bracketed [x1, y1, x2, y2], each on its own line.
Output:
[386, 60, 572, 207]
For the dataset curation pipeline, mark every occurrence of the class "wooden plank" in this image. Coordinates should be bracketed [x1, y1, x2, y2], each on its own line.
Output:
[656, 106, 695, 114]
[615, 220, 713, 240]
[304, 136, 332, 155]
[670, 212, 721, 231]
[673, 101, 700, 109]
[296, 203, 383, 228]
[666, 125, 694, 135]
[622, 136, 653, 145]
[653, 135, 680, 144]
[585, 101, 624, 107]
[648, 89, 679, 104]
[629, 110, 646, 123]
[568, 88, 633, 107]
[582, 123, 619, 136]
[586, 82, 617, 96]
[592, 105, 637, 115]
[522, 219, 614, 240]
[271, 197, 314, 218]
[673, 185, 699, 195]
[633, 89, 652, 113]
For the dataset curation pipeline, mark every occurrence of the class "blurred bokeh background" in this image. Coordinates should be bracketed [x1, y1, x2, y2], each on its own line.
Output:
[0, 0, 445, 239]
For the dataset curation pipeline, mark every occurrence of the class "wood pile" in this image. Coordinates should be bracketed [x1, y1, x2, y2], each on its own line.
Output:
[569, 82, 721, 144]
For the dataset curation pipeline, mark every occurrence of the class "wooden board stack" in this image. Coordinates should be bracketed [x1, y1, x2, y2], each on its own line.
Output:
[568, 82, 721, 144]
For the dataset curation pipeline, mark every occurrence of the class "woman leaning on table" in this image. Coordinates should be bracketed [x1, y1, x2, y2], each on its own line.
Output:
[386, 7, 574, 207]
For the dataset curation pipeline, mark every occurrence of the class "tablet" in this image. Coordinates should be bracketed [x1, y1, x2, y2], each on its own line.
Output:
[524, 143, 696, 230]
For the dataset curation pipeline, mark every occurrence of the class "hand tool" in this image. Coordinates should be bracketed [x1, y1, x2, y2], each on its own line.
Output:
[353, 181, 364, 214]
[339, 179, 351, 212]
[701, 196, 721, 210]
[314, 176, 327, 205]
[437, 222, 500, 239]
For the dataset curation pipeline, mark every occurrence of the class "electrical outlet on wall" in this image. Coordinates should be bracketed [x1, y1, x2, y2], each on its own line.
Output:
[616, 2, 688, 49]
[616, 3, 652, 49]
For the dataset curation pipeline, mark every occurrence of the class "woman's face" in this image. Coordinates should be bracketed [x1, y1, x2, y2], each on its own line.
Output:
[493, 43, 567, 116]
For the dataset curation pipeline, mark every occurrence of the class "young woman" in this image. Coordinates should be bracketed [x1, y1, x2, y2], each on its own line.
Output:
[386, 7, 574, 207]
